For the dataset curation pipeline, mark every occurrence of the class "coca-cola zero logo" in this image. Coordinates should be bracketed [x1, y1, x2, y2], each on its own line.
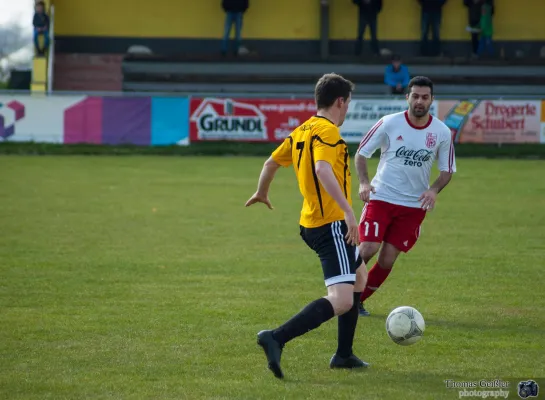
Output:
[395, 146, 433, 167]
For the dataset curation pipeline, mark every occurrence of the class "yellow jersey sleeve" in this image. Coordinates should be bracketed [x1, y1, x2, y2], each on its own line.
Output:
[271, 137, 293, 167]
[313, 126, 341, 166]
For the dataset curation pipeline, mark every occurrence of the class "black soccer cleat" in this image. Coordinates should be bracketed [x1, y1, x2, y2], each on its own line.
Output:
[359, 302, 370, 317]
[330, 353, 370, 369]
[257, 330, 284, 379]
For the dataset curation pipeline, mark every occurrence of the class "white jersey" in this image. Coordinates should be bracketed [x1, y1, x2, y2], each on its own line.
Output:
[357, 111, 456, 208]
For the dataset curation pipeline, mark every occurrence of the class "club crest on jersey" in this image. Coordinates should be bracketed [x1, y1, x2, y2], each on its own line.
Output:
[425, 132, 437, 148]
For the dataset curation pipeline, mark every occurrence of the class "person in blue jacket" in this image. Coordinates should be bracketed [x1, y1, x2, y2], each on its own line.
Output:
[384, 55, 410, 95]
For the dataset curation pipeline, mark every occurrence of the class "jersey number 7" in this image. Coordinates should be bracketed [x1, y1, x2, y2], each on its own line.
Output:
[296, 141, 305, 169]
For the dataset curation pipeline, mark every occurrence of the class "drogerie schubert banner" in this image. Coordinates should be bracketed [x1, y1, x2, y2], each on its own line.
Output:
[438, 100, 542, 143]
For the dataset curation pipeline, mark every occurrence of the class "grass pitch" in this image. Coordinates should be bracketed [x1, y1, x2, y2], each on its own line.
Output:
[0, 156, 544, 400]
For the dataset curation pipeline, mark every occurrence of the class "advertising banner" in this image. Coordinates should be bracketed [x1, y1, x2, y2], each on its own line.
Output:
[340, 99, 438, 143]
[0, 95, 189, 145]
[0, 95, 86, 143]
[541, 101, 545, 144]
[437, 100, 542, 143]
[189, 98, 316, 142]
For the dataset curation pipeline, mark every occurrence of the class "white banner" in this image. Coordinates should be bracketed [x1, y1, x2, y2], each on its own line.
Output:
[340, 99, 438, 143]
[0, 95, 85, 143]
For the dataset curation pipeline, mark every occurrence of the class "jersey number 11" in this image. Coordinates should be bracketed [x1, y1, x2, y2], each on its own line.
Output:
[363, 221, 379, 237]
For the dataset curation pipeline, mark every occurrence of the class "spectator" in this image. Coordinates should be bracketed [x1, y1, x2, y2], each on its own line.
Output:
[33, 1, 50, 56]
[221, 0, 249, 57]
[418, 0, 447, 56]
[353, 0, 382, 56]
[464, 0, 483, 56]
[384, 55, 410, 95]
[464, 0, 494, 57]
[477, 0, 494, 56]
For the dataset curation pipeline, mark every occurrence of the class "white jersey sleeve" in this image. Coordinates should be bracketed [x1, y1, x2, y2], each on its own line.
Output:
[436, 131, 456, 173]
[357, 119, 388, 158]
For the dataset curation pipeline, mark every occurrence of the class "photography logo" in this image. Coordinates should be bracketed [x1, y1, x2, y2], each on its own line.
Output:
[517, 380, 539, 399]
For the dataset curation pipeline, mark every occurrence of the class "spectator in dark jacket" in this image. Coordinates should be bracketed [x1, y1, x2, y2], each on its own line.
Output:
[464, 0, 494, 56]
[353, 0, 382, 56]
[384, 55, 410, 94]
[221, 0, 249, 56]
[418, 0, 447, 56]
[33, 1, 50, 56]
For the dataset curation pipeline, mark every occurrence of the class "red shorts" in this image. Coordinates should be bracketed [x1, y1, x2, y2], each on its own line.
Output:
[358, 200, 426, 253]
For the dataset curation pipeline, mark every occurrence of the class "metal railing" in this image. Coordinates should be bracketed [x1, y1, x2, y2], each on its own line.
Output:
[47, 5, 55, 94]
[0, 89, 544, 101]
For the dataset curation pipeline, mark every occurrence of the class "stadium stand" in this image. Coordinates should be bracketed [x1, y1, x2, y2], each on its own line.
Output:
[53, 54, 123, 92]
[121, 55, 545, 97]
[50, 0, 545, 96]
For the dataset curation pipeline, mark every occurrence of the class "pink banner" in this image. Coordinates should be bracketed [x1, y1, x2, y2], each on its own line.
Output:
[438, 100, 542, 143]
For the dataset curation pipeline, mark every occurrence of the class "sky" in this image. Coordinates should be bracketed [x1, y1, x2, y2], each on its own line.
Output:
[0, 0, 33, 27]
[0, 0, 35, 72]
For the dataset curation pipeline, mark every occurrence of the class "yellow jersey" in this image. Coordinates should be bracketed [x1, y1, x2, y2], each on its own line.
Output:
[271, 116, 352, 228]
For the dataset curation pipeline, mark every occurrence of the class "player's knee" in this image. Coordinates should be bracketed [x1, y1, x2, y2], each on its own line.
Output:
[360, 243, 380, 263]
[336, 298, 354, 315]
[328, 291, 354, 315]
[377, 253, 395, 269]
[354, 268, 367, 291]
[362, 247, 378, 264]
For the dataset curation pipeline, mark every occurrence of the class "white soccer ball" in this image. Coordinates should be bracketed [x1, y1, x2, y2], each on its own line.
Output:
[385, 306, 425, 346]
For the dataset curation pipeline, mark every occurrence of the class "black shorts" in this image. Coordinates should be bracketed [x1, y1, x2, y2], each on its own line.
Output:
[300, 220, 358, 287]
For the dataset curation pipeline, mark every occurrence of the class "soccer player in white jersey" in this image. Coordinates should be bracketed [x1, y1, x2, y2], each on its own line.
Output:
[354, 76, 456, 316]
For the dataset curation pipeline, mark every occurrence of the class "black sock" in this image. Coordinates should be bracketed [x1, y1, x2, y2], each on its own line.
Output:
[336, 292, 361, 358]
[272, 297, 335, 346]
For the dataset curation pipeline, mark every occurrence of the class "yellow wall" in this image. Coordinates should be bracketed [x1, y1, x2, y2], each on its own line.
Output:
[53, 0, 319, 39]
[331, 0, 545, 40]
[53, 0, 545, 40]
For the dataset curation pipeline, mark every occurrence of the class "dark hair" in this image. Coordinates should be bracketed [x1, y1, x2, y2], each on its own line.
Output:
[314, 73, 355, 109]
[408, 76, 434, 96]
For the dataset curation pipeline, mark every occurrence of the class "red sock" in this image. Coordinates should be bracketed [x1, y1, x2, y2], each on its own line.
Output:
[360, 262, 391, 302]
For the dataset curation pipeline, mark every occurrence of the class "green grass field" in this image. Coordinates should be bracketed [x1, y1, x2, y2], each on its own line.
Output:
[1, 156, 544, 400]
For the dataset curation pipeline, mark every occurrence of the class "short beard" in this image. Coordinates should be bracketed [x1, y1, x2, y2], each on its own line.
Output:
[410, 105, 429, 118]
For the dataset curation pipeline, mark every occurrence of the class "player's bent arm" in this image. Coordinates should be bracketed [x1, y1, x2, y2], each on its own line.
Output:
[430, 171, 453, 194]
[255, 157, 282, 196]
[315, 161, 353, 214]
[355, 153, 371, 185]
[355, 118, 385, 184]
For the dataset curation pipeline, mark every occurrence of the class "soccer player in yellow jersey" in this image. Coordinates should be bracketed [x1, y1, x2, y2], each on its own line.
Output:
[245, 73, 369, 379]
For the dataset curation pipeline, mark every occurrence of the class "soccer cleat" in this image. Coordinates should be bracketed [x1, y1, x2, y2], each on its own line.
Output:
[358, 302, 370, 316]
[257, 330, 284, 379]
[330, 353, 370, 369]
